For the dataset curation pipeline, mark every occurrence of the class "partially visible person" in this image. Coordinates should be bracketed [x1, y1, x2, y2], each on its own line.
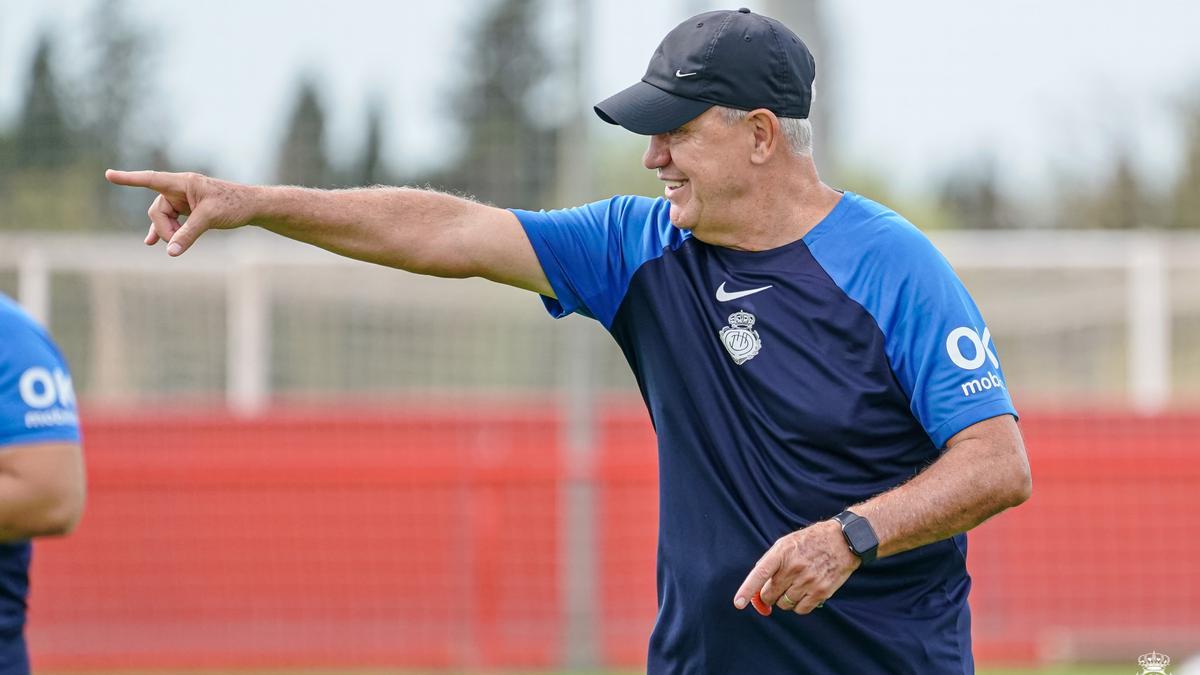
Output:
[0, 293, 86, 675]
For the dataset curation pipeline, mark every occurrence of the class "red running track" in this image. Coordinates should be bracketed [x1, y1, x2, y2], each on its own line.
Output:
[26, 403, 1200, 668]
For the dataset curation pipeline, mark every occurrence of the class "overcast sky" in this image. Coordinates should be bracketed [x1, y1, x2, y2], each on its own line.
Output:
[2, 0, 1200, 199]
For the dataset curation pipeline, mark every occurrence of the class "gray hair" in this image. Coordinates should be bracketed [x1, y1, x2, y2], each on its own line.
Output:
[718, 106, 813, 157]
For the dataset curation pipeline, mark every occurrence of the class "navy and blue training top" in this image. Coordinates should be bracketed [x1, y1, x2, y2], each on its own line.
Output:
[513, 192, 1016, 674]
[0, 294, 81, 674]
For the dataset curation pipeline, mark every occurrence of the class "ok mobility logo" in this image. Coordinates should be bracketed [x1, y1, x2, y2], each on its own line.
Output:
[18, 366, 78, 429]
[945, 326, 1005, 398]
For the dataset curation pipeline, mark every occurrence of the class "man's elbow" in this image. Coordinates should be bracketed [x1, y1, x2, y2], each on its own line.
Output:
[999, 448, 1033, 509]
[17, 485, 86, 538]
[0, 441, 87, 539]
[1004, 466, 1033, 508]
[40, 492, 85, 535]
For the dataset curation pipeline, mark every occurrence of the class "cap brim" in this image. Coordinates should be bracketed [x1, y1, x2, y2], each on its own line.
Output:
[594, 81, 712, 135]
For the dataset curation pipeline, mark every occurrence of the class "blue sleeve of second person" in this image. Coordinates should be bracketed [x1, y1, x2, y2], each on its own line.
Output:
[0, 302, 81, 449]
[511, 196, 677, 329]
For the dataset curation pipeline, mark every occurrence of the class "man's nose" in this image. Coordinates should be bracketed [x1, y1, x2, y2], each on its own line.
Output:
[643, 134, 670, 170]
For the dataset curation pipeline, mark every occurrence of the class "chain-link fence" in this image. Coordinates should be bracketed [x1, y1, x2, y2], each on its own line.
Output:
[4, 0, 1200, 670]
[1, 228, 1199, 668]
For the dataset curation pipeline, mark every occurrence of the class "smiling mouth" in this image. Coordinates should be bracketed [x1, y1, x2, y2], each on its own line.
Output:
[663, 179, 688, 195]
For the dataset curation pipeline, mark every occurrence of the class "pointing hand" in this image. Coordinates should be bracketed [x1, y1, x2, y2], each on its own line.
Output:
[105, 170, 255, 256]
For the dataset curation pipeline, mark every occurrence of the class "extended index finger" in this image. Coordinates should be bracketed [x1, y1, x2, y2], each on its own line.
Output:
[734, 550, 781, 613]
[105, 169, 183, 193]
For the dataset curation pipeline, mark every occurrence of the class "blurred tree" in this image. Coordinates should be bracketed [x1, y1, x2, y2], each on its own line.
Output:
[85, 0, 143, 167]
[0, 30, 96, 232]
[1094, 153, 1150, 229]
[276, 79, 333, 187]
[356, 99, 387, 186]
[1170, 102, 1200, 229]
[938, 158, 1016, 229]
[0, 5, 157, 232]
[593, 134, 661, 199]
[0, 129, 14, 181]
[13, 33, 75, 170]
[86, 0, 157, 229]
[1055, 150, 1163, 229]
[431, 0, 559, 206]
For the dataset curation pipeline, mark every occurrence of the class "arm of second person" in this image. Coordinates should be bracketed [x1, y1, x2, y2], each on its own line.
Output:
[0, 442, 86, 542]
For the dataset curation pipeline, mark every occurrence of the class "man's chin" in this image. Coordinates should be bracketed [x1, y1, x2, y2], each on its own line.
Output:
[668, 204, 696, 231]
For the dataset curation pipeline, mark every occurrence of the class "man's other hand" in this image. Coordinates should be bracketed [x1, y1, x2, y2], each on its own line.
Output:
[734, 519, 860, 616]
[105, 170, 255, 256]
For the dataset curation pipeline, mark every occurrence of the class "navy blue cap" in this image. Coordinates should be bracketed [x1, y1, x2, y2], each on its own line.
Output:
[595, 8, 816, 135]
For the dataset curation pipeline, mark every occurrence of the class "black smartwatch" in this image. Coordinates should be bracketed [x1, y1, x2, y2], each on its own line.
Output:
[833, 510, 879, 565]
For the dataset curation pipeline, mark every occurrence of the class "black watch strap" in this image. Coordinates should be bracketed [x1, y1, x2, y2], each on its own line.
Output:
[834, 510, 879, 565]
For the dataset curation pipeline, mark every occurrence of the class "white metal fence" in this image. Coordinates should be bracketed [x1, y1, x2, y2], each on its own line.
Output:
[2, 229, 1199, 413]
[3, 227, 1198, 667]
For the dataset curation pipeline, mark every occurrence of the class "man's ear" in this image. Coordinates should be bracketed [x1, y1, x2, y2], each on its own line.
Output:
[746, 109, 782, 165]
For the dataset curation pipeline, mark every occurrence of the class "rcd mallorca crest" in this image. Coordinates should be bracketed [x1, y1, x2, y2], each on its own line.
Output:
[720, 310, 762, 365]
[1137, 651, 1171, 675]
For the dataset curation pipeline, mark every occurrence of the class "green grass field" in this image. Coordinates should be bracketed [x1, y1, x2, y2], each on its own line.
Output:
[37, 662, 1137, 667]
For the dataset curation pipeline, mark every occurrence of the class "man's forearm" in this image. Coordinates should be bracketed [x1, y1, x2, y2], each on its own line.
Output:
[247, 185, 484, 278]
[850, 414, 1031, 559]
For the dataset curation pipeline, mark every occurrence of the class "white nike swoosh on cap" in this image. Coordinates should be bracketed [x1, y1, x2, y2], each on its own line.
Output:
[675, 69, 698, 78]
[715, 282, 773, 302]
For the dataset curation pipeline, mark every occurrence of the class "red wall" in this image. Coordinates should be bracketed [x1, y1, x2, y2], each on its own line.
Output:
[26, 404, 1200, 668]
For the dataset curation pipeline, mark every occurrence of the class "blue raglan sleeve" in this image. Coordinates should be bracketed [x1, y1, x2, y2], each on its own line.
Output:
[808, 201, 1017, 448]
[510, 195, 677, 328]
[0, 307, 81, 449]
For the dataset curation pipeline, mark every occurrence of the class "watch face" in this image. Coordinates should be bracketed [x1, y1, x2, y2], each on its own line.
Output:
[844, 518, 877, 553]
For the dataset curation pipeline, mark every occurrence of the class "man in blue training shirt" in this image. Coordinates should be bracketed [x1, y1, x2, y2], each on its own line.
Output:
[0, 294, 86, 674]
[107, 8, 1031, 672]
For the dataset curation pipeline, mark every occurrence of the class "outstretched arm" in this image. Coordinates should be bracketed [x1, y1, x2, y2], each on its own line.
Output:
[104, 170, 553, 296]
